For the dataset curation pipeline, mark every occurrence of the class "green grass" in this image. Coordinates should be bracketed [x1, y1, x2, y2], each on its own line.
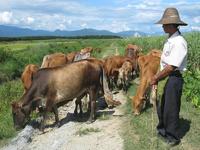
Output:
[98, 112, 111, 121]
[0, 80, 23, 146]
[122, 81, 200, 150]
[75, 127, 101, 136]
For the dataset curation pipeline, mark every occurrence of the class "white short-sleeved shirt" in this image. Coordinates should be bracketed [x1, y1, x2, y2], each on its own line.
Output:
[160, 31, 188, 72]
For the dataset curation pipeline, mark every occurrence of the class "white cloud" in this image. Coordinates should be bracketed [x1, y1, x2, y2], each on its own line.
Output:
[27, 17, 34, 24]
[67, 20, 72, 25]
[193, 16, 200, 23]
[0, 0, 199, 33]
[143, 0, 161, 6]
[134, 11, 160, 23]
[81, 23, 87, 28]
[58, 24, 66, 30]
[0, 11, 13, 24]
[96, 20, 130, 32]
[191, 26, 200, 31]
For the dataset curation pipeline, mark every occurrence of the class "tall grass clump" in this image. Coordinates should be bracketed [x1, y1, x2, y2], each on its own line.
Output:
[0, 80, 23, 141]
[183, 32, 200, 108]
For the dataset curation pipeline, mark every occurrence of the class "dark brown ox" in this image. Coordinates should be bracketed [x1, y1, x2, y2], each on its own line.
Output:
[11, 60, 103, 130]
[21, 64, 39, 93]
[103, 55, 134, 89]
[131, 50, 161, 115]
[41, 52, 68, 68]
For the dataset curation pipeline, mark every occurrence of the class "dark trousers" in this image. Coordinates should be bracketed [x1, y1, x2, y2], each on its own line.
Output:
[157, 71, 183, 140]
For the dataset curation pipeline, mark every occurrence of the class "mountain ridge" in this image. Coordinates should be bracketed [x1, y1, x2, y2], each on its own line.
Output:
[0, 25, 146, 37]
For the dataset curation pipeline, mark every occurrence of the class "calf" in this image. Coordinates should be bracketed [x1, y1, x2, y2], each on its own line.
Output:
[131, 50, 161, 115]
[117, 60, 133, 92]
[103, 55, 133, 89]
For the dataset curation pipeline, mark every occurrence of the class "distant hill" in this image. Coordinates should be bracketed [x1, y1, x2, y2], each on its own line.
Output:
[0, 25, 146, 37]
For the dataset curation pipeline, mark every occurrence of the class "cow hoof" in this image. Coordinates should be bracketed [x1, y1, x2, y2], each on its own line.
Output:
[73, 112, 78, 116]
[55, 122, 61, 128]
[86, 119, 95, 124]
[39, 127, 45, 134]
[79, 113, 83, 118]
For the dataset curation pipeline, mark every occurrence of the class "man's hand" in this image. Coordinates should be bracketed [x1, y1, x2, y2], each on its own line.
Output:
[150, 65, 176, 86]
[150, 75, 158, 85]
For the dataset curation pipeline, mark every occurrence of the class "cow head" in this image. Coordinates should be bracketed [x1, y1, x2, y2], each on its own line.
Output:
[132, 96, 146, 115]
[11, 101, 31, 129]
[126, 44, 141, 58]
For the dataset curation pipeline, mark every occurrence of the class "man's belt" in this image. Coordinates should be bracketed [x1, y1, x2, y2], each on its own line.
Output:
[169, 70, 182, 77]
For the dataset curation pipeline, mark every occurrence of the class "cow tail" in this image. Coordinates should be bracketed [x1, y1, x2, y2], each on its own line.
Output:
[101, 67, 121, 107]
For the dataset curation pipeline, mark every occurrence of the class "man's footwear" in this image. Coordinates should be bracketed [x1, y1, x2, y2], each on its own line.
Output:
[157, 132, 167, 142]
[166, 137, 180, 147]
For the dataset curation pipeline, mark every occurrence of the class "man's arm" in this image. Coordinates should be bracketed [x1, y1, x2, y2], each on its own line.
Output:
[150, 65, 177, 85]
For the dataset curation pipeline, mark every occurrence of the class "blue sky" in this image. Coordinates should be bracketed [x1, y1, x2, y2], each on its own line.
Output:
[0, 0, 199, 33]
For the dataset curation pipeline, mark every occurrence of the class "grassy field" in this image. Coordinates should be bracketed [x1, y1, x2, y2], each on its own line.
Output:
[122, 83, 200, 150]
[0, 32, 200, 149]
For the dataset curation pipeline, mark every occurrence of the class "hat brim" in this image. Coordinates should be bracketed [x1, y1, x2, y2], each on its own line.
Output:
[155, 19, 187, 26]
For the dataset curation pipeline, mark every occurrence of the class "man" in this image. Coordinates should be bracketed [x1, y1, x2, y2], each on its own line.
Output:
[150, 7, 188, 146]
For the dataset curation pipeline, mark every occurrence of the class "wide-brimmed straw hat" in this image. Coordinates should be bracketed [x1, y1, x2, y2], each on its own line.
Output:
[156, 7, 187, 26]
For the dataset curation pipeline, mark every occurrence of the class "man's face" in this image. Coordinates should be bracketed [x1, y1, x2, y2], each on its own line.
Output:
[162, 24, 172, 33]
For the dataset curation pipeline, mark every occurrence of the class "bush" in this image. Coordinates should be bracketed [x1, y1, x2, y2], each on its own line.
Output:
[183, 70, 200, 108]
[0, 80, 23, 139]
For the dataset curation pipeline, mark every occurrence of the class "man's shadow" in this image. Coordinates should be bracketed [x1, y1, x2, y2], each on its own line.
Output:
[179, 118, 191, 139]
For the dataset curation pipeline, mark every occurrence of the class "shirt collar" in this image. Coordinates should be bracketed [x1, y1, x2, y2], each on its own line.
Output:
[168, 31, 180, 41]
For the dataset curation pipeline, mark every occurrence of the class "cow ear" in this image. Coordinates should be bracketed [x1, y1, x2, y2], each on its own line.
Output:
[11, 101, 17, 108]
[11, 101, 21, 108]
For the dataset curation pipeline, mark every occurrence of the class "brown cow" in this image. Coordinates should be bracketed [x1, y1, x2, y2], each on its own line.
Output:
[11, 60, 104, 130]
[21, 64, 39, 93]
[66, 51, 78, 63]
[103, 55, 134, 89]
[125, 44, 141, 58]
[41, 52, 68, 68]
[131, 50, 161, 115]
[117, 60, 133, 92]
[80, 47, 93, 54]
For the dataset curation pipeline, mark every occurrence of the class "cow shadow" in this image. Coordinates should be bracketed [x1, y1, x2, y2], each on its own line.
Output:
[178, 118, 191, 139]
[35, 96, 116, 129]
[57, 97, 114, 127]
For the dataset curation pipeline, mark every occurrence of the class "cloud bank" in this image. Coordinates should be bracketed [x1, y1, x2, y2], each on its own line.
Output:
[0, 0, 199, 33]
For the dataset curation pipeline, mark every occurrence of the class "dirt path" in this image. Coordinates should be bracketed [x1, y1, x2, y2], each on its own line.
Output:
[2, 91, 127, 150]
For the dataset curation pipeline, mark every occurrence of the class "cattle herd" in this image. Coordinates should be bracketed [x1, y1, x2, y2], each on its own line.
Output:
[11, 44, 161, 131]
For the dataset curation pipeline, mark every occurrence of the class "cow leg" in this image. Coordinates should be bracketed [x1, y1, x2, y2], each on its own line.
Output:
[52, 105, 60, 127]
[74, 98, 82, 116]
[79, 99, 83, 116]
[40, 109, 47, 132]
[87, 99, 91, 114]
[40, 94, 55, 131]
[88, 89, 97, 123]
[74, 99, 79, 116]
[74, 94, 85, 116]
